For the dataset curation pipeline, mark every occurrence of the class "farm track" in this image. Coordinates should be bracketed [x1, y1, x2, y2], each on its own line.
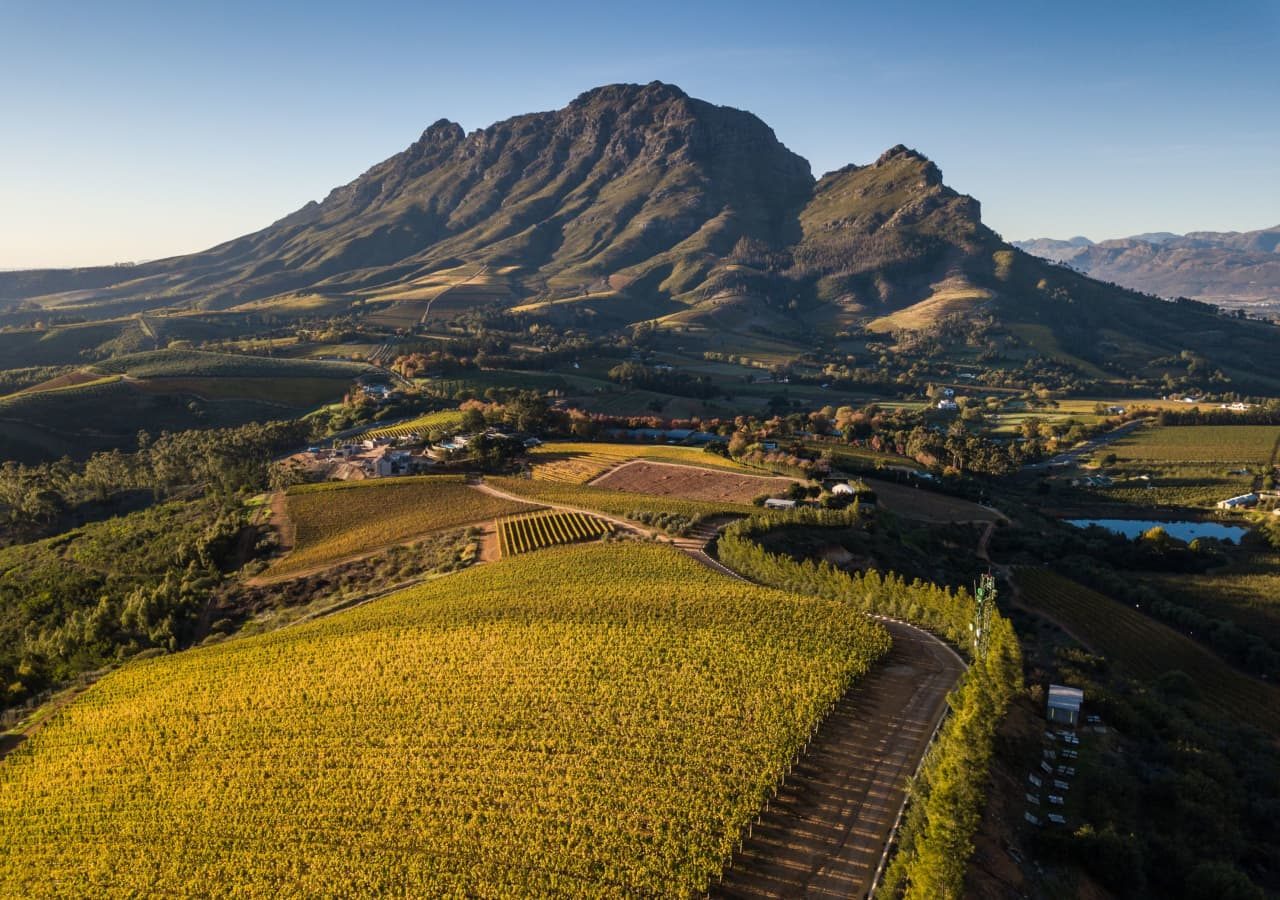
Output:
[13, 472, 969, 893]
[478, 478, 967, 894]
[1026, 418, 1145, 470]
[420, 264, 489, 325]
[714, 622, 965, 899]
[472, 480, 745, 578]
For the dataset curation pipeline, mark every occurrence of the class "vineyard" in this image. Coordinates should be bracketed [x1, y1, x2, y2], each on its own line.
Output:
[362, 409, 466, 441]
[1108, 423, 1280, 464]
[0, 374, 129, 408]
[0, 543, 890, 897]
[529, 442, 751, 483]
[1015, 568, 1280, 733]
[268, 477, 538, 577]
[489, 477, 757, 526]
[94, 349, 369, 379]
[498, 510, 613, 556]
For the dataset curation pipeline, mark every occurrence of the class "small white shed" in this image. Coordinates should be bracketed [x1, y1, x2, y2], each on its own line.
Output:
[1046, 684, 1084, 727]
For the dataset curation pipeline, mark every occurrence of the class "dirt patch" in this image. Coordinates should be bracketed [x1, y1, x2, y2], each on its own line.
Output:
[476, 521, 501, 563]
[268, 491, 295, 556]
[591, 460, 797, 504]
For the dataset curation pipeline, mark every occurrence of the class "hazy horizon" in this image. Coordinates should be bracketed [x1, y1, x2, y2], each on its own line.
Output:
[3, 0, 1277, 269]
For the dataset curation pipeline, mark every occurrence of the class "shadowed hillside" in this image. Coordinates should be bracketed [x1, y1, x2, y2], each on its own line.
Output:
[3, 82, 1278, 384]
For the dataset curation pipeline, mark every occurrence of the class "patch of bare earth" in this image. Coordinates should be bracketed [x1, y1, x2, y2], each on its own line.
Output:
[476, 520, 501, 563]
[590, 460, 797, 503]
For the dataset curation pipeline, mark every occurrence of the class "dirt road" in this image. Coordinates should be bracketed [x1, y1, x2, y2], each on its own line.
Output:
[715, 621, 965, 899]
[470, 480, 746, 579]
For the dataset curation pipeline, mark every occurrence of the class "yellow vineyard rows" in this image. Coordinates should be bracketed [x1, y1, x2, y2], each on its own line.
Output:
[498, 510, 613, 557]
[269, 477, 537, 576]
[361, 409, 466, 441]
[489, 477, 756, 523]
[529, 441, 749, 484]
[0, 543, 890, 897]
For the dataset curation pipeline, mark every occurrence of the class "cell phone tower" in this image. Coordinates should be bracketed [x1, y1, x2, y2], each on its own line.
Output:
[971, 571, 996, 659]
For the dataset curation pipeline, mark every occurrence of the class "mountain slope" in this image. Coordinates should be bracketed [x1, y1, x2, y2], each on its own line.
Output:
[1, 83, 812, 316]
[1015, 226, 1280, 309]
[3, 82, 1279, 386]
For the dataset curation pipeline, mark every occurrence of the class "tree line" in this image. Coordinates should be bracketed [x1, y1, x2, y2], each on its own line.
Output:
[716, 513, 1022, 899]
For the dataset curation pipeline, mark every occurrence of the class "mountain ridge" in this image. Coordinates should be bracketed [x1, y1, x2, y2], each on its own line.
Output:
[1015, 225, 1280, 309]
[3, 82, 1279, 386]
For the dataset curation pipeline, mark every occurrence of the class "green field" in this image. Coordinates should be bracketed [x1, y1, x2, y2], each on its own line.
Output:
[1067, 423, 1278, 509]
[95, 348, 369, 379]
[1016, 567, 1280, 734]
[1144, 551, 1280, 652]
[0, 543, 890, 896]
[1107, 424, 1280, 464]
[270, 477, 538, 576]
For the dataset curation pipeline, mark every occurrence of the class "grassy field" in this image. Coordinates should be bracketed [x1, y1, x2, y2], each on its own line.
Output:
[490, 477, 757, 524]
[269, 477, 538, 576]
[1015, 568, 1280, 734]
[0, 543, 889, 896]
[1005, 323, 1116, 381]
[131, 375, 352, 406]
[498, 510, 613, 556]
[529, 442, 753, 483]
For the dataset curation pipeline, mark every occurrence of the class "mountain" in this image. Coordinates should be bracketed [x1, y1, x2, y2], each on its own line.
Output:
[4, 81, 1280, 387]
[1015, 226, 1280, 310]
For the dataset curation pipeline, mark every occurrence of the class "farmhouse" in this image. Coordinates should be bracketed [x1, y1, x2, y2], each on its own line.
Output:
[1217, 493, 1260, 510]
[936, 399, 958, 411]
[763, 498, 797, 510]
[1046, 684, 1084, 727]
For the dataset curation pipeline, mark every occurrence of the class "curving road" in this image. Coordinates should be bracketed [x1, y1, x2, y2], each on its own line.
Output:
[475, 476, 969, 898]
[714, 621, 965, 899]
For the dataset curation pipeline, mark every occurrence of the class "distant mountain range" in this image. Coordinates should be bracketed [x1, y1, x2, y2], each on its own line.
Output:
[1015, 226, 1280, 310]
[4, 81, 1280, 387]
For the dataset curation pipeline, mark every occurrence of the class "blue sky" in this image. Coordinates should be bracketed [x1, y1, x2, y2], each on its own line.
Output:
[1, 0, 1276, 268]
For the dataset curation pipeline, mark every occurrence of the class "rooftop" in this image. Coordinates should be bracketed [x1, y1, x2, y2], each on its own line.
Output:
[1047, 684, 1084, 711]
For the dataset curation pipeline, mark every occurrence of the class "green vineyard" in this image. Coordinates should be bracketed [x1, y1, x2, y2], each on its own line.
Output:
[1015, 568, 1280, 734]
[498, 510, 613, 556]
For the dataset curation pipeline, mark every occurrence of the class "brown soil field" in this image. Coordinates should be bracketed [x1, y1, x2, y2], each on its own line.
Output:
[590, 460, 798, 503]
